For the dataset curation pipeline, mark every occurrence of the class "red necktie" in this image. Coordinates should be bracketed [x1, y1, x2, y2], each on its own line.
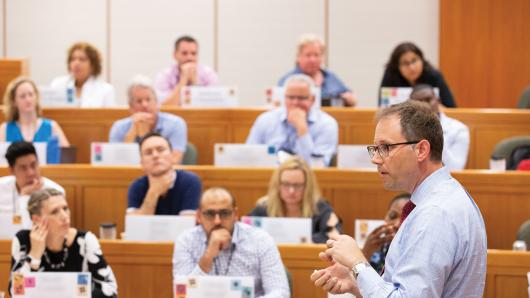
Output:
[400, 200, 416, 225]
[380, 200, 417, 276]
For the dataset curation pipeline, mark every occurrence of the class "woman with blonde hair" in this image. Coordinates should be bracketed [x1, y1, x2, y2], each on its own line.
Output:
[10, 188, 118, 297]
[248, 157, 342, 243]
[0, 77, 70, 148]
[50, 42, 115, 107]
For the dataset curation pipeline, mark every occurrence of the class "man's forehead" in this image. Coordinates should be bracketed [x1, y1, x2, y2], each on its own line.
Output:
[141, 136, 169, 150]
[285, 82, 311, 94]
[201, 194, 232, 208]
[14, 154, 38, 166]
[374, 115, 404, 143]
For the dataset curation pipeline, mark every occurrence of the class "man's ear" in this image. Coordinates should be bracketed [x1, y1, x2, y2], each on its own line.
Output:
[195, 209, 202, 225]
[416, 139, 431, 162]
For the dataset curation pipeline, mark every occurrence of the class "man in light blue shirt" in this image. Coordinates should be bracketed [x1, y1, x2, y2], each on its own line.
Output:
[246, 74, 338, 166]
[109, 75, 187, 163]
[311, 101, 487, 297]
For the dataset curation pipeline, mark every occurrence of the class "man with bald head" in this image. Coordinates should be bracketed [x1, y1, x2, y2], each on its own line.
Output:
[409, 84, 469, 170]
[172, 187, 290, 298]
[247, 74, 338, 166]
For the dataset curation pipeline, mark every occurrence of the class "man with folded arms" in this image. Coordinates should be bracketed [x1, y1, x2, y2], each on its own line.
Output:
[311, 101, 486, 297]
[0, 142, 64, 227]
[109, 75, 187, 164]
[173, 187, 290, 298]
[247, 74, 338, 166]
[127, 133, 201, 216]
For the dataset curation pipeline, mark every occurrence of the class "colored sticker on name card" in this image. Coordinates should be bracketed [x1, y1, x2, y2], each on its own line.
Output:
[188, 277, 197, 288]
[78, 285, 88, 296]
[12, 214, 22, 225]
[77, 274, 89, 285]
[13, 273, 25, 295]
[242, 286, 252, 298]
[176, 283, 187, 297]
[231, 279, 241, 291]
[24, 277, 36, 288]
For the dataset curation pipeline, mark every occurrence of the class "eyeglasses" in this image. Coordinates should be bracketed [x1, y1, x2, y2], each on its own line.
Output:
[201, 209, 234, 220]
[399, 57, 420, 68]
[285, 95, 310, 101]
[280, 182, 305, 191]
[367, 140, 421, 159]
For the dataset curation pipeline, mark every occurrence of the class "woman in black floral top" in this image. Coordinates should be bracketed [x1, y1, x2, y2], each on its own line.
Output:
[10, 188, 117, 297]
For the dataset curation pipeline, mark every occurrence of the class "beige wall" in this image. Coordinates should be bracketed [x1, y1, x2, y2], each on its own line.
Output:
[1, 0, 439, 107]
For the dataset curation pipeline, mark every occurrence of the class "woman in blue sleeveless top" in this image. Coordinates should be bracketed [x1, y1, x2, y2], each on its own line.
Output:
[0, 77, 70, 160]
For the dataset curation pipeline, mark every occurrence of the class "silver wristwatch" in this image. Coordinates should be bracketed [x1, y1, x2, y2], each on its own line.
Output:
[351, 261, 370, 279]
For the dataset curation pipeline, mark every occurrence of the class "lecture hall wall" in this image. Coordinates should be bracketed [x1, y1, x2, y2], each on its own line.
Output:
[1, 0, 440, 107]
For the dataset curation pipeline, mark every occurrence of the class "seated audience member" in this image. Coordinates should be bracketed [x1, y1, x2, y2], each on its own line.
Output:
[409, 84, 469, 170]
[109, 75, 187, 163]
[248, 157, 342, 243]
[380, 42, 456, 107]
[279, 34, 356, 107]
[154, 35, 218, 105]
[247, 74, 338, 166]
[173, 187, 290, 298]
[10, 189, 117, 298]
[0, 77, 70, 147]
[361, 193, 410, 274]
[127, 132, 201, 215]
[50, 42, 115, 107]
[0, 142, 64, 228]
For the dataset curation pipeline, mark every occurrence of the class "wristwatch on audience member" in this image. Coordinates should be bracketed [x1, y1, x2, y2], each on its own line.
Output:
[351, 261, 370, 279]
[28, 255, 41, 268]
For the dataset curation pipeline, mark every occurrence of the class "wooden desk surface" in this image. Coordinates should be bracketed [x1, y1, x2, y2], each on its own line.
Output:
[0, 107, 525, 168]
[0, 165, 528, 250]
[0, 240, 528, 298]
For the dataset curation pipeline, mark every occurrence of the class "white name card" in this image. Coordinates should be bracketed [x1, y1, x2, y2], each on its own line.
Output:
[214, 144, 277, 167]
[91, 143, 140, 166]
[328, 293, 357, 298]
[11, 272, 91, 298]
[124, 215, 196, 242]
[38, 86, 79, 107]
[241, 216, 312, 244]
[265, 86, 321, 109]
[181, 86, 238, 107]
[174, 275, 254, 298]
[0, 142, 47, 166]
[354, 219, 385, 249]
[380, 87, 440, 107]
[337, 145, 377, 170]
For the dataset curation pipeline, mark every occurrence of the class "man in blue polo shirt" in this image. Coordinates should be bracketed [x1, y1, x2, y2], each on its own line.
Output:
[109, 75, 187, 164]
[127, 132, 201, 215]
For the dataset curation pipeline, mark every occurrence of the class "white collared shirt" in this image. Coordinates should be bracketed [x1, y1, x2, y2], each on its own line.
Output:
[50, 75, 116, 108]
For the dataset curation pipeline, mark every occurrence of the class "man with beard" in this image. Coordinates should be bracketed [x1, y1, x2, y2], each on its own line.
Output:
[127, 132, 201, 215]
[172, 187, 290, 298]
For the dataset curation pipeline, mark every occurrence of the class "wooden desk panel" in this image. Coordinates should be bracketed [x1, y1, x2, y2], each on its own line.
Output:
[0, 166, 528, 249]
[1, 240, 528, 298]
[0, 107, 524, 167]
[0, 59, 29, 104]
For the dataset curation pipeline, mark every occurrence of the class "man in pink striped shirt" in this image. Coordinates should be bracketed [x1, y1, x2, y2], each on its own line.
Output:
[154, 35, 218, 105]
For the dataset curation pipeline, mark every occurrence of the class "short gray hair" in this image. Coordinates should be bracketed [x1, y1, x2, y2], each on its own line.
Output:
[127, 74, 157, 106]
[297, 34, 325, 55]
[284, 74, 316, 90]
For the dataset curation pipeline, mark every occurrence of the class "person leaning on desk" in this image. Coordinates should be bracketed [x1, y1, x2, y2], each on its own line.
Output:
[10, 188, 118, 298]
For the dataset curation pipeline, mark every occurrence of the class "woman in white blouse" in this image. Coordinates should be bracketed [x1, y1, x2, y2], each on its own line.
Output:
[50, 42, 115, 107]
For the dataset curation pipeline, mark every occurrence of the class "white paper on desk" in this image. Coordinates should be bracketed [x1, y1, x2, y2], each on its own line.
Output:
[337, 145, 377, 170]
[355, 219, 385, 249]
[180, 86, 238, 107]
[11, 272, 91, 298]
[265, 86, 321, 109]
[0, 213, 29, 239]
[329, 293, 356, 298]
[38, 86, 79, 107]
[214, 144, 277, 167]
[241, 216, 312, 244]
[174, 275, 254, 298]
[124, 215, 195, 241]
[0, 142, 47, 166]
[90, 143, 140, 166]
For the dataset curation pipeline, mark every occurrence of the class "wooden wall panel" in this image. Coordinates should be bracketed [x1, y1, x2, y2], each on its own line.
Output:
[440, 0, 530, 108]
[13, 107, 528, 168]
[0, 58, 28, 104]
[0, 166, 528, 249]
[1, 240, 529, 298]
